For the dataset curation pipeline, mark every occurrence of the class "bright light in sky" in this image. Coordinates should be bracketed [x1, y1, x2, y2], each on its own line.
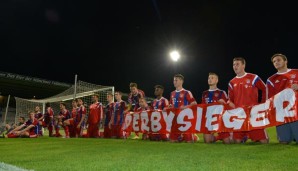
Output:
[170, 51, 180, 62]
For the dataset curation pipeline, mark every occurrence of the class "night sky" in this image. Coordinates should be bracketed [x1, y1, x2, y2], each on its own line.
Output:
[1, 1, 297, 101]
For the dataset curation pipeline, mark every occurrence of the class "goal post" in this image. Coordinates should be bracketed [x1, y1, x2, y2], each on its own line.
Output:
[15, 80, 114, 123]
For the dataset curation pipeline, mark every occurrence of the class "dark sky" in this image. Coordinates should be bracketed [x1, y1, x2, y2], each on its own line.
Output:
[1, 1, 297, 101]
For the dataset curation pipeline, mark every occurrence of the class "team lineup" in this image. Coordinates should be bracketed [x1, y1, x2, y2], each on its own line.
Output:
[2, 53, 298, 144]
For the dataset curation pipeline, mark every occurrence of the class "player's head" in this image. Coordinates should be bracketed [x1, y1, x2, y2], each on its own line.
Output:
[130, 82, 138, 95]
[154, 85, 164, 97]
[92, 94, 99, 103]
[173, 74, 184, 88]
[35, 106, 40, 112]
[114, 91, 122, 101]
[72, 99, 78, 107]
[19, 116, 25, 123]
[233, 57, 246, 75]
[106, 92, 113, 102]
[28, 111, 35, 120]
[208, 72, 219, 86]
[271, 53, 288, 71]
[139, 97, 147, 108]
[77, 98, 83, 106]
[60, 102, 66, 110]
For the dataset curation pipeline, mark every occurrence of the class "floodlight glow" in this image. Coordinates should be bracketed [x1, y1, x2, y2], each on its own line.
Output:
[170, 51, 180, 62]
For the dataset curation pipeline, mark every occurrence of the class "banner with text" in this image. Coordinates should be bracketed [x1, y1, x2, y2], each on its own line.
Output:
[122, 88, 298, 134]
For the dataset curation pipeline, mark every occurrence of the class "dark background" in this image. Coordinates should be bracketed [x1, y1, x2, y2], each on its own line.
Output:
[1, 1, 297, 102]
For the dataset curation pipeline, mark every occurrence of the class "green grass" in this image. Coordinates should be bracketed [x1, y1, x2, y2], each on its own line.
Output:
[0, 127, 297, 171]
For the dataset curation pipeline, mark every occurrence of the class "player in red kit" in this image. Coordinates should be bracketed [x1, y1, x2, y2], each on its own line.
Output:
[127, 82, 145, 139]
[136, 97, 152, 140]
[169, 74, 198, 143]
[55, 102, 71, 138]
[201, 72, 230, 144]
[43, 103, 54, 137]
[64, 99, 79, 137]
[87, 94, 103, 138]
[151, 85, 169, 141]
[34, 106, 44, 136]
[109, 91, 127, 139]
[104, 92, 114, 138]
[267, 53, 298, 144]
[75, 99, 86, 137]
[228, 57, 268, 144]
[7, 111, 39, 138]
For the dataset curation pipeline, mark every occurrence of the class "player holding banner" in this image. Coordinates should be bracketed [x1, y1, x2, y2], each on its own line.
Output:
[151, 85, 169, 141]
[266, 53, 298, 144]
[201, 72, 231, 144]
[228, 57, 268, 144]
[169, 74, 198, 143]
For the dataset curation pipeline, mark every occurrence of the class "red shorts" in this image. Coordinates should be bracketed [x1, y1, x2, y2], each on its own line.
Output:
[111, 125, 124, 138]
[104, 126, 112, 138]
[248, 129, 268, 141]
[217, 132, 230, 140]
[170, 133, 194, 142]
[149, 133, 168, 141]
[87, 123, 99, 138]
[233, 129, 268, 141]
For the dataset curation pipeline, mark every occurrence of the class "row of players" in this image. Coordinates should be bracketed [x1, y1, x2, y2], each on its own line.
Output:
[4, 53, 298, 144]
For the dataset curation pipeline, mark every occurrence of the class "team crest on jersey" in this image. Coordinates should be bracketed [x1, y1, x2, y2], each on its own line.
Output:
[291, 74, 296, 79]
[275, 80, 280, 83]
[180, 94, 184, 98]
[246, 79, 251, 84]
[214, 93, 219, 97]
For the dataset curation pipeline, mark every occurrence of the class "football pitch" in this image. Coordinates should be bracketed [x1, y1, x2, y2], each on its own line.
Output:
[0, 127, 297, 171]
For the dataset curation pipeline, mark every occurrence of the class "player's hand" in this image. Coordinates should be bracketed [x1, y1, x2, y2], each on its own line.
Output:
[228, 101, 235, 108]
[291, 84, 298, 91]
[218, 99, 227, 104]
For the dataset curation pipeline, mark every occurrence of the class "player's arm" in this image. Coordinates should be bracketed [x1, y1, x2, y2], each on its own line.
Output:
[180, 91, 197, 109]
[218, 91, 228, 104]
[77, 114, 85, 129]
[15, 124, 35, 136]
[37, 113, 44, 121]
[7, 124, 26, 134]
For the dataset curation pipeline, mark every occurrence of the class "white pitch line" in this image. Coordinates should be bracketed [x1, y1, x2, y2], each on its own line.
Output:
[0, 162, 34, 171]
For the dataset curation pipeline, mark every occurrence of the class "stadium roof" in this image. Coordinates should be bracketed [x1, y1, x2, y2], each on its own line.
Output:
[0, 71, 71, 99]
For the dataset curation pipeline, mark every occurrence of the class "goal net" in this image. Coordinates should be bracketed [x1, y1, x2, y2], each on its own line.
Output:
[14, 80, 114, 123]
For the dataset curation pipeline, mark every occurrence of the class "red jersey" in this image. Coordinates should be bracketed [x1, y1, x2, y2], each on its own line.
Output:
[228, 73, 266, 107]
[75, 105, 86, 123]
[151, 97, 169, 110]
[71, 107, 79, 118]
[59, 109, 71, 121]
[112, 100, 126, 125]
[25, 118, 39, 134]
[89, 102, 103, 124]
[201, 88, 228, 104]
[44, 107, 54, 124]
[104, 102, 114, 126]
[128, 89, 145, 111]
[169, 89, 196, 108]
[34, 112, 43, 120]
[266, 69, 298, 98]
